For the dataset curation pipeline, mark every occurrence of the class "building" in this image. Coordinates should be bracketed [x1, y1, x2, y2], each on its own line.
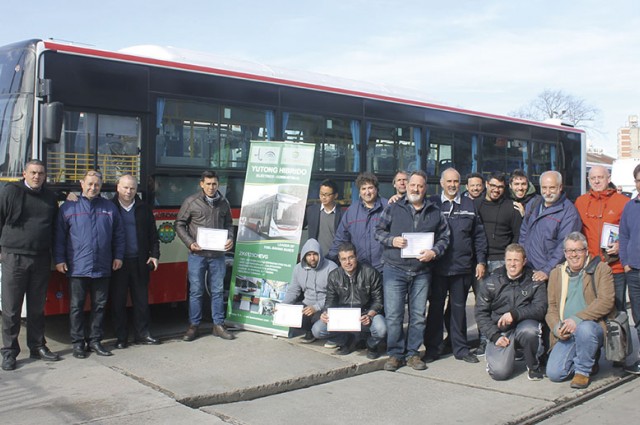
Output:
[618, 115, 640, 159]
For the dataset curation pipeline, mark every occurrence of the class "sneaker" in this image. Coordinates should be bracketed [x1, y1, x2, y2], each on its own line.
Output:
[406, 355, 428, 370]
[183, 324, 199, 342]
[475, 340, 486, 357]
[527, 366, 544, 381]
[570, 373, 590, 389]
[624, 361, 640, 375]
[300, 331, 316, 344]
[324, 340, 338, 349]
[384, 356, 403, 372]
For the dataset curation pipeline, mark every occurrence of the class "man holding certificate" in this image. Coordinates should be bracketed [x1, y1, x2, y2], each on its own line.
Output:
[311, 242, 386, 358]
[375, 170, 450, 372]
[575, 165, 629, 312]
[176, 170, 235, 342]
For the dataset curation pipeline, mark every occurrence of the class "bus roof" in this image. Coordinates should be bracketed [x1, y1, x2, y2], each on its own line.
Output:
[40, 39, 583, 135]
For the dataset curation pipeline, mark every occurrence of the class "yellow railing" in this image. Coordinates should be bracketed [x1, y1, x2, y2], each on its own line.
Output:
[47, 152, 140, 184]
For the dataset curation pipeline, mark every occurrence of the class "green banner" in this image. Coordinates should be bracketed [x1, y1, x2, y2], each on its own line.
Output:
[226, 141, 315, 336]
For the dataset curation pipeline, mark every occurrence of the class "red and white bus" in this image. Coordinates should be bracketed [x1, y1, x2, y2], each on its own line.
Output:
[0, 39, 586, 315]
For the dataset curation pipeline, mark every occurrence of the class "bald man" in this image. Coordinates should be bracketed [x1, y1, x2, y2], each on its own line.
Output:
[575, 166, 629, 312]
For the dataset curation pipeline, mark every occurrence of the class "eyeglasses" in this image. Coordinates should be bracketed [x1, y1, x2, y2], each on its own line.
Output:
[488, 184, 505, 190]
[563, 248, 587, 255]
[319, 192, 335, 198]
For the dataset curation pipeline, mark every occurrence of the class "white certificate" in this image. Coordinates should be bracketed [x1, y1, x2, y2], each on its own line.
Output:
[401, 232, 434, 258]
[327, 308, 362, 332]
[196, 228, 228, 251]
[601, 223, 620, 248]
[272, 304, 303, 328]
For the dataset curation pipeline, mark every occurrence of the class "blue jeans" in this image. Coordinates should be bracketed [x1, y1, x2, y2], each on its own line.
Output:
[312, 314, 387, 348]
[383, 265, 430, 359]
[626, 268, 640, 341]
[546, 320, 604, 381]
[188, 254, 226, 326]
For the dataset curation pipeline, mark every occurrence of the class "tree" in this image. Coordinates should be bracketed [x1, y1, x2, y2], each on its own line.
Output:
[509, 89, 599, 129]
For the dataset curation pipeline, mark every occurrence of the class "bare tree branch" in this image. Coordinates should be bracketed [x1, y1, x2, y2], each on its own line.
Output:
[509, 89, 599, 129]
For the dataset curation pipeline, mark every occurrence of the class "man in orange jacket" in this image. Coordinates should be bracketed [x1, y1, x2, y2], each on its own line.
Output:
[575, 165, 629, 312]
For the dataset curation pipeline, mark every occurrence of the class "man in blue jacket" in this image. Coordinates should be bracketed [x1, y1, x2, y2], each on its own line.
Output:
[519, 170, 582, 282]
[54, 170, 125, 359]
[424, 168, 487, 364]
[375, 170, 450, 372]
[328, 172, 387, 273]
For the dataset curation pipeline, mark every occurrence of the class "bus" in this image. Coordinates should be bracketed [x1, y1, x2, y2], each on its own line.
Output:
[0, 38, 586, 315]
[240, 192, 305, 240]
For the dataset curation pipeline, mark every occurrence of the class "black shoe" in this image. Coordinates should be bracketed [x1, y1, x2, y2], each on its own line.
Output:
[335, 335, 355, 355]
[29, 346, 61, 361]
[624, 361, 640, 375]
[527, 366, 544, 381]
[366, 346, 380, 359]
[440, 336, 453, 355]
[89, 342, 113, 356]
[114, 341, 128, 349]
[135, 336, 160, 345]
[455, 353, 479, 363]
[423, 353, 440, 363]
[299, 331, 316, 344]
[2, 356, 16, 371]
[72, 345, 86, 359]
[474, 340, 487, 357]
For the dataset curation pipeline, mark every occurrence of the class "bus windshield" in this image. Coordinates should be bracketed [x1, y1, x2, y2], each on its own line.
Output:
[0, 42, 36, 178]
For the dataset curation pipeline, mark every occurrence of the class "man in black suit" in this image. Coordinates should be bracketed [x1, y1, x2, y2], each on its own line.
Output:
[303, 179, 342, 256]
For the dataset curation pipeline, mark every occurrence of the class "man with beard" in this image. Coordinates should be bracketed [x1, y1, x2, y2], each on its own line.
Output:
[462, 172, 485, 202]
[519, 171, 582, 282]
[509, 169, 541, 217]
[376, 170, 450, 372]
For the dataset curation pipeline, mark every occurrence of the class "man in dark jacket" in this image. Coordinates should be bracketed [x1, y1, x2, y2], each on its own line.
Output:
[1, 160, 59, 371]
[475, 244, 547, 381]
[519, 170, 582, 282]
[110, 174, 161, 349]
[328, 172, 388, 273]
[312, 242, 386, 358]
[176, 170, 235, 342]
[303, 179, 342, 256]
[424, 168, 487, 364]
[509, 169, 542, 217]
[375, 170, 450, 372]
[54, 170, 125, 359]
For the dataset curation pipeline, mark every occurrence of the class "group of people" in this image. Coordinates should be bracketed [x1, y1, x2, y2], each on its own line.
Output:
[3, 159, 640, 392]
[286, 164, 640, 389]
[1, 164, 235, 371]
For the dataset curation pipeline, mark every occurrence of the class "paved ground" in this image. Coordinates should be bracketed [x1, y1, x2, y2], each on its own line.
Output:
[0, 303, 637, 424]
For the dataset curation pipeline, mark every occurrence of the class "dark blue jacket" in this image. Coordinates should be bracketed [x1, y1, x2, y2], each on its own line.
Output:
[375, 196, 450, 273]
[519, 193, 582, 275]
[431, 194, 487, 276]
[328, 196, 388, 272]
[54, 196, 125, 278]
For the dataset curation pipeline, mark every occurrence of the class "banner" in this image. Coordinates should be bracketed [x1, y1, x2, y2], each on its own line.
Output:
[226, 141, 315, 336]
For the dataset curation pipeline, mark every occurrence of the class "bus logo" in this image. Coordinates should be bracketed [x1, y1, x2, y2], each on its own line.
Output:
[158, 222, 176, 244]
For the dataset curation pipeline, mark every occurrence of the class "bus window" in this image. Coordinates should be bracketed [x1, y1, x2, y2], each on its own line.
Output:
[505, 139, 528, 175]
[47, 111, 141, 184]
[153, 175, 202, 207]
[366, 123, 416, 175]
[427, 130, 453, 180]
[453, 132, 476, 177]
[219, 105, 270, 168]
[530, 141, 559, 185]
[284, 113, 356, 173]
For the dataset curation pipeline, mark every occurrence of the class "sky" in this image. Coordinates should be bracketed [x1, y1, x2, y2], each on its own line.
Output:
[4, 0, 640, 156]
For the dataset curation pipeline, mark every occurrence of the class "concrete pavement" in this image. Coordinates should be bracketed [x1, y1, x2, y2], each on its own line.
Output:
[1, 302, 638, 424]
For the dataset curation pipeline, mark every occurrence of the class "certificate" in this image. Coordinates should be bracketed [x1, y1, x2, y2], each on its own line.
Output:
[272, 304, 303, 328]
[601, 223, 619, 248]
[401, 232, 434, 258]
[327, 308, 362, 332]
[196, 228, 228, 251]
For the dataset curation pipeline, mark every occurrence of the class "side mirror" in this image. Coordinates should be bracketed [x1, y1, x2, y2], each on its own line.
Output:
[41, 102, 64, 143]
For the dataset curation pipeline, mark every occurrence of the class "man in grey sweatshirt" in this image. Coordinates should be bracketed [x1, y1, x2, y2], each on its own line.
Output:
[283, 239, 337, 342]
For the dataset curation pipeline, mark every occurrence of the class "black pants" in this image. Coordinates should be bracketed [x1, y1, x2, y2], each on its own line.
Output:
[1, 253, 50, 358]
[111, 257, 151, 342]
[424, 273, 473, 358]
[69, 277, 108, 345]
